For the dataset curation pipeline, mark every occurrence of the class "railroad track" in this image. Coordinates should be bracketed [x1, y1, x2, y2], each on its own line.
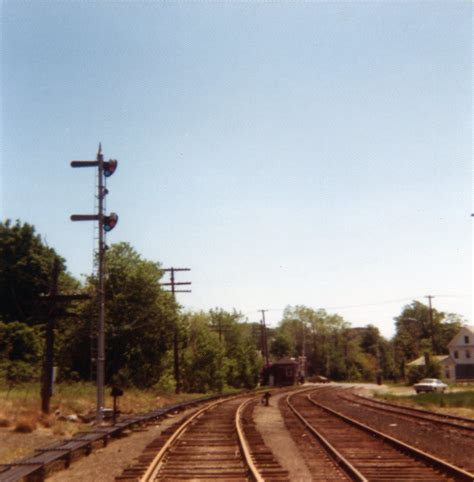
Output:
[340, 390, 474, 435]
[279, 391, 352, 481]
[286, 388, 474, 481]
[0, 394, 231, 482]
[120, 394, 288, 481]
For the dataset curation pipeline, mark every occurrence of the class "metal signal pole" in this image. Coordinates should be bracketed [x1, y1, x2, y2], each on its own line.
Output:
[97, 147, 106, 424]
[161, 268, 191, 394]
[71, 144, 119, 424]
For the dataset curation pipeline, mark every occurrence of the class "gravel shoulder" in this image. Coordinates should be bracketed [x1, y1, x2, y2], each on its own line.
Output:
[6, 383, 471, 481]
[45, 409, 196, 481]
[45, 391, 311, 481]
[253, 392, 312, 481]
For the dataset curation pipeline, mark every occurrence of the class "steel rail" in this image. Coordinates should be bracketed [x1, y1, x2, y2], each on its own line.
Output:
[307, 391, 474, 482]
[235, 397, 265, 482]
[286, 390, 368, 482]
[339, 392, 474, 434]
[138, 397, 228, 482]
[348, 392, 474, 430]
[0, 393, 231, 482]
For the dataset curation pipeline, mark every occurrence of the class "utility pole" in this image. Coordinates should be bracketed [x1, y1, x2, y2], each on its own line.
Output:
[71, 144, 119, 424]
[41, 258, 59, 414]
[209, 316, 227, 343]
[40, 259, 90, 414]
[259, 309, 269, 367]
[425, 295, 435, 352]
[161, 268, 191, 394]
[300, 319, 306, 382]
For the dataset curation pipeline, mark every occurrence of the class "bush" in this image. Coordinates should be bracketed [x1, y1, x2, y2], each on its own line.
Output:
[407, 358, 441, 385]
[0, 418, 11, 427]
[155, 372, 176, 394]
[14, 417, 37, 433]
[407, 366, 426, 385]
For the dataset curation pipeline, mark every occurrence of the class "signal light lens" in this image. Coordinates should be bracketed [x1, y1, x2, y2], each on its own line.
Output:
[104, 159, 118, 177]
[104, 213, 118, 232]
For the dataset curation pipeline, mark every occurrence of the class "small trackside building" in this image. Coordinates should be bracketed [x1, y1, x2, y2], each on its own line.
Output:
[261, 357, 299, 386]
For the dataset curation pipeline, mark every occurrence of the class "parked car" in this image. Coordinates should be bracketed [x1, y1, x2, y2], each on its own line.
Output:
[413, 378, 448, 394]
[308, 375, 330, 383]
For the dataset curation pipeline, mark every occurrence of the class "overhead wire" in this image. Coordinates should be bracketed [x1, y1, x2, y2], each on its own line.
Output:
[244, 294, 471, 317]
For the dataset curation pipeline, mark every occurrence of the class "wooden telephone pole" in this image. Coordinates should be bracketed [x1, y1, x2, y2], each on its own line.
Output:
[425, 295, 435, 351]
[259, 309, 269, 367]
[40, 258, 90, 413]
[161, 268, 191, 394]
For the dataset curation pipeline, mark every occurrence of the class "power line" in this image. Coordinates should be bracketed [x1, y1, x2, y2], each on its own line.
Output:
[244, 294, 470, 317]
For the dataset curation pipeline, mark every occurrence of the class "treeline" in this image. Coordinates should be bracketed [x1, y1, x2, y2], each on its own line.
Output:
[266, 303, 462, 383]
[0, 220, 466, 392]
[0, 220, 262, 392]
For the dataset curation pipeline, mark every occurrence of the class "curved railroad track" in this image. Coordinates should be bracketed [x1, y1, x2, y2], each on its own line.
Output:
[286, 387, 474, 481]
[339, 390, 474, 436]
[126, 394, 288, 482]
[312, 386, 474, 474]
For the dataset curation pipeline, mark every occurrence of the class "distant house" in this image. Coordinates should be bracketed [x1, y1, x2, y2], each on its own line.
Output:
[406, 355, 455, 381]
[448, 325, 474, 381]
[407, 325, 474, 382]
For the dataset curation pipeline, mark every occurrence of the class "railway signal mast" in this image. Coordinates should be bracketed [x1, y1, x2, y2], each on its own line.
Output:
[70, 144, 119, 423]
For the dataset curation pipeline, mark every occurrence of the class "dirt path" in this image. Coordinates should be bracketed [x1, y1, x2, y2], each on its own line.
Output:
[253, 392, 312, 481]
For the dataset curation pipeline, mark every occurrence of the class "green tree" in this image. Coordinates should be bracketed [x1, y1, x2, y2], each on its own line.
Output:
[178, 309, 262, 392]
[393, 301, 463, 364]
[356, 325, 396, 382]
[180, 312, 224, 392]
[0, 220, 81, 392]
[58, 242, 177, 388]
[270, 333, 292, 359]
[0, 321, 42, 388]
[0, 220, 66, 324]
[279, 305, 350, 380]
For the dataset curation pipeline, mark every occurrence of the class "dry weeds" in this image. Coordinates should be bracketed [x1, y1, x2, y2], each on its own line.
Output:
[0, 382, 208, 465]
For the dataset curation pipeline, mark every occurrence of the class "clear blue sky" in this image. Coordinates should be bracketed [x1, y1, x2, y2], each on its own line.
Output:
[1, 1, 472, 338]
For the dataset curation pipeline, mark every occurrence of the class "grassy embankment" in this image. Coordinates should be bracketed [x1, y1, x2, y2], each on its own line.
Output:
[0, 381, 234, 465]
[0, 381, 206, 436]
[374, 384, 474, 416]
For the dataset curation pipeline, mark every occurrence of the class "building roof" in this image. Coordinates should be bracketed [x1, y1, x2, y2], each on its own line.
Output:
[272, 357, 298, 366]
[447, 325, 474, 347]
[407, 355, 452, 366]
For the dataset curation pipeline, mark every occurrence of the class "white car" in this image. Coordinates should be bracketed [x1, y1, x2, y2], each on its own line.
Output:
[413, 378, 448, 394]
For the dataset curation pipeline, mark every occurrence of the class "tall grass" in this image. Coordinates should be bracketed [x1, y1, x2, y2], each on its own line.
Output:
[0, 380, 212, 431]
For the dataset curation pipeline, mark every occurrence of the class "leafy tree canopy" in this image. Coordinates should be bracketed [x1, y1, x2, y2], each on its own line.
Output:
[58, 242, 177, 388]
[0, 220, 79, 323]
[393, 300, 463, 361]
[0, 320, 43, 387]
[0, 220, 66, 324]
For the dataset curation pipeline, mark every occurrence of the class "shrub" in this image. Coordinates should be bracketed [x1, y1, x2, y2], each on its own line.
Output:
[407, 358, 441, 385]
[14, 417, 37, 433]
[0, 418, 11, 427]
